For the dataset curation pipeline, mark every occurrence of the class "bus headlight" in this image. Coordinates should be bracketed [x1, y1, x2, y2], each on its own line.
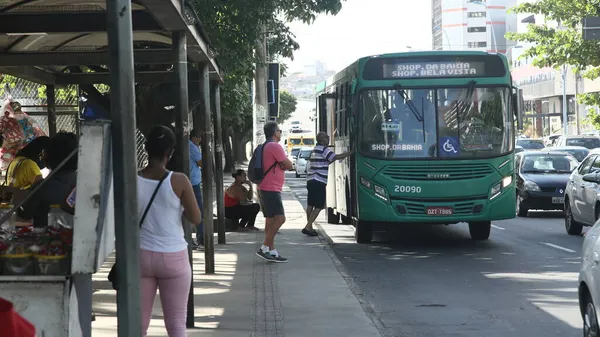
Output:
[490, 183, 502, 199]
[360, 176, 371, 189]
[490, 176, 512, 200]
[374, 184, 386, 196]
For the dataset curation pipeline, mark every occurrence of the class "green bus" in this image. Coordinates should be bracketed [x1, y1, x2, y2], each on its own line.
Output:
[314, 51, 523, 243]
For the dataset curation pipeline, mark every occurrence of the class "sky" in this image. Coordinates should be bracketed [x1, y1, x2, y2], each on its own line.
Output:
[284, 0, 432, 73]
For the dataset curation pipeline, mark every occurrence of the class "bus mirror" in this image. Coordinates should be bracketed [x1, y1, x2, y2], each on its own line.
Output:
[284, 139, 287, 145]
[513, 87, 523, 130]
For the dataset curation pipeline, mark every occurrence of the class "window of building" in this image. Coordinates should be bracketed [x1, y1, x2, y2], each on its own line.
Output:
[468, 12, 486, 18]
[467, 27, 486, 33]
[468, 41, 487, 48]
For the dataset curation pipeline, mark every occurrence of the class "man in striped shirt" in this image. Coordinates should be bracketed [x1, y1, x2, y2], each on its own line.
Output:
[303, 132, 352, 236]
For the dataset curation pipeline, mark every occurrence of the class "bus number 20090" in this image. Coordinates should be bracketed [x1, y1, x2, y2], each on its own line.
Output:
[394, 185, 422, 193]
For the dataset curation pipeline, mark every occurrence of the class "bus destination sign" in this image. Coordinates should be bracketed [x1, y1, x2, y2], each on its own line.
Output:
[382, 61, 486, 79]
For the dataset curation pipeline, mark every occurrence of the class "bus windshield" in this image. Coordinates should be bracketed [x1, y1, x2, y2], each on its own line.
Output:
[359, 86, 512, 159]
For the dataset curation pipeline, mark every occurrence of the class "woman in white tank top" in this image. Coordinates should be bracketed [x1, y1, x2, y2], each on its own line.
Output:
[139, 125, 202, 337]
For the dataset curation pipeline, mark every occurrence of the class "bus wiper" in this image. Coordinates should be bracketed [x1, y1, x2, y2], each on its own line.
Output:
[393, 83, 423, 122]
[458, 80, 477, 115]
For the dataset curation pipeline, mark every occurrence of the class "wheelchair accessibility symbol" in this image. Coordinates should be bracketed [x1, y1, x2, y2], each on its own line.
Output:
[439, 137, 460, 157]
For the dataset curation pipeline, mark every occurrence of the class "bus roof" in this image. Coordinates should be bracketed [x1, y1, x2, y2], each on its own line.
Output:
[315, 50, 509, 94]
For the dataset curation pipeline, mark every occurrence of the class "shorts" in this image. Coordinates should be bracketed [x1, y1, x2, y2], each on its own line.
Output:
[258, 190, 285, 218]
[307, 180, 326, 209]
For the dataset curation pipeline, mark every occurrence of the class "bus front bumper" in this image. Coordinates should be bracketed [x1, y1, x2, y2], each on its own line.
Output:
[358, 188, 516, 224]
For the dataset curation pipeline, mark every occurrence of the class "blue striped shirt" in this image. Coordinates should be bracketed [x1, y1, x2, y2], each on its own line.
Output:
[307, 145, 336, 184]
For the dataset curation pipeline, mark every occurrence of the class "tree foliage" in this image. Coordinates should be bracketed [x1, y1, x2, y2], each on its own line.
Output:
[277, 90, 298, 124]
[506, 0, 600, 106]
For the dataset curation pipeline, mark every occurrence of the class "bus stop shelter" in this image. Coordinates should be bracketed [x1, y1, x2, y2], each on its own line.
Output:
[0, 0, 225, 335]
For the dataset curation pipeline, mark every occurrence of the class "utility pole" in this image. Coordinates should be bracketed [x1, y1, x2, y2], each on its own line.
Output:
[254, 25, 268, 147]
[562, 65, 568, 136]
[575, 73, 581, 134]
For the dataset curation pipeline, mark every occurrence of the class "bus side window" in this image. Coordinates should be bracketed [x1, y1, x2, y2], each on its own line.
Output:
[335, 85, 341, 137]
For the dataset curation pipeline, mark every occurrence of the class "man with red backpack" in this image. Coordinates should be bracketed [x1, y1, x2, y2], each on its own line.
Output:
[248, 121, 293, 263]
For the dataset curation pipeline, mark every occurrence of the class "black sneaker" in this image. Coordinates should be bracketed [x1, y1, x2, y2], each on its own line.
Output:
[255, 249, 276, 262]
[302, 228, 318, 237]
[270, 254, 288, 263]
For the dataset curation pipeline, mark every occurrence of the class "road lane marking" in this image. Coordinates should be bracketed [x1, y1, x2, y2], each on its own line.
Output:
[491, 225, 505, 230]
[541, 242, 576, 253]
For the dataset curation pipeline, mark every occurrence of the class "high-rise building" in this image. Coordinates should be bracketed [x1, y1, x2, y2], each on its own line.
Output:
[431, 0, 518, 61]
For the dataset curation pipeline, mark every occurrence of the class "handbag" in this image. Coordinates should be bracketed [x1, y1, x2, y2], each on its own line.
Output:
[107, 171, 170, 291]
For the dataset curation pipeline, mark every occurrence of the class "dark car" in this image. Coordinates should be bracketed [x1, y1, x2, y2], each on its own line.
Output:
[515, 145, 524, 154]
[542, 146, 590, 162]
[515, 151, 579, 217]
[516, 138, 545, 150]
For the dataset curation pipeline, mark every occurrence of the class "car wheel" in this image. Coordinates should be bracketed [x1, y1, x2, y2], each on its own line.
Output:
[565, 202, 583, 236]
[516, 195, 528, 217]
[583, 292, 599, 337]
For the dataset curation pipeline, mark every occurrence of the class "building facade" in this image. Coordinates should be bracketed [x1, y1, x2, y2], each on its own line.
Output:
[431, 0, 518, 62]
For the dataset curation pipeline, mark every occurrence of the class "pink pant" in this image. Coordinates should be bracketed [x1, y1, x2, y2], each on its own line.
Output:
[140, 248, 191, 337]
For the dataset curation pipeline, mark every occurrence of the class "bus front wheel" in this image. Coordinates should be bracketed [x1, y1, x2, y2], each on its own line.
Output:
[355, 220, 372, 244]
[468, 221, 491, 241]
[327, 207, 340, 224]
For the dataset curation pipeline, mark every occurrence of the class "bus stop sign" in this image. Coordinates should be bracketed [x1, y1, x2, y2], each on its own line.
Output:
[583, 16, 600, 41]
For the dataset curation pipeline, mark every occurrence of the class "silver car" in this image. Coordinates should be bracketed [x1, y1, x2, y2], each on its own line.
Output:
[578, 220, 600, 335]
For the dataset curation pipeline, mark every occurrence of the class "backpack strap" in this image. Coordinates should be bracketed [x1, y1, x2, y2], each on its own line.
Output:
[261, 140, 278, 176]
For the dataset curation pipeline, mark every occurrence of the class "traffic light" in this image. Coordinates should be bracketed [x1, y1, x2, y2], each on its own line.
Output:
[267, 63, 280, 119]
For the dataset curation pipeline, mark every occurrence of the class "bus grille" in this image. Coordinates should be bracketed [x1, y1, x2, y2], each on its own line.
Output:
[381, 163, 495, 181]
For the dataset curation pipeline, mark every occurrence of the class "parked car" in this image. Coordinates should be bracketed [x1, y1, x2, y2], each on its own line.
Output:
[578, 218, 600, 336]
[565, 149, 600, 235]
[294, 147, 313, 178]
[516, 138, 545, 151]
[542, 146, 590, 162]
[554, 135, 600, 150]
[515, 151, 579, 217]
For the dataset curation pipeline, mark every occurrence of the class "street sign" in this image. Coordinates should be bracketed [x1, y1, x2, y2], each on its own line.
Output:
[583, 16, 600, 41]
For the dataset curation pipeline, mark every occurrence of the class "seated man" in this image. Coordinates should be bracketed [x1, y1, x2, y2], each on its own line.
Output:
[18, 132, 78, 227]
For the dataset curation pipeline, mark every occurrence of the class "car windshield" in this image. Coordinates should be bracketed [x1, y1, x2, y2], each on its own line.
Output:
[291, 148, 301, 157]
[516, 139, 545, 150]
[359, 86, 512, 159]
[291, 121, 300, 125]
[299, 150, 312, 158]
[289, 139, 301, 145]
[565, 137, 600, 149]
[549, 148, 590, 162]
[520, 154, 578, 174]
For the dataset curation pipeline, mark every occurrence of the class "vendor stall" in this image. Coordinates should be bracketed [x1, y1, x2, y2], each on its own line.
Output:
[0, 121, 114, 337]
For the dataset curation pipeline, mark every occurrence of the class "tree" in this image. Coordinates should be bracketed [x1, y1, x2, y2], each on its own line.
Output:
[190, 0, 344, 170]
[506, 0, 600, 108]
[277, 90, 298, 124]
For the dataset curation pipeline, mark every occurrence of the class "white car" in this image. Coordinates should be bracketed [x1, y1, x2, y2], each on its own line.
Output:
[578, 219, 600, 335]
[294, 147, 313, 178]
[289, 120, 302, 133]
[288, 147, 302, 170]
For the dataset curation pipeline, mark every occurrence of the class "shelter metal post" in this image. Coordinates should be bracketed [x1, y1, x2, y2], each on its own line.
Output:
[211, 82, 226, 244]
[107, 0, 141, 336]
[198, 63, 215, 273]
[172, 30, 196, 329]
[46, 85, 57, 137]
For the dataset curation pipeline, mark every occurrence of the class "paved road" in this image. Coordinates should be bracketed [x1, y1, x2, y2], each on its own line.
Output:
[285, 172, 584, 337]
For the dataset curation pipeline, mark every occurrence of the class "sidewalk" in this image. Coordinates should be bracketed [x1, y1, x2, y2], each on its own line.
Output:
[91, 183, 381, 337]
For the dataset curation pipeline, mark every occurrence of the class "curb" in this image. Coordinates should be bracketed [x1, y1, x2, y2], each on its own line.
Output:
[315, 223, 392, 337]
